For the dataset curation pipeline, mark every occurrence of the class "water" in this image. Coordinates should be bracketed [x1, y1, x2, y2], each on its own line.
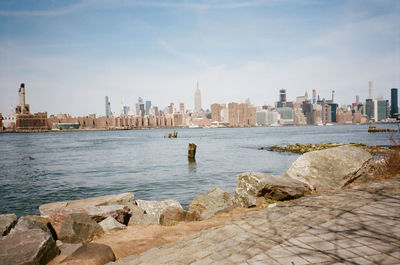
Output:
[0, 125, 396, 216]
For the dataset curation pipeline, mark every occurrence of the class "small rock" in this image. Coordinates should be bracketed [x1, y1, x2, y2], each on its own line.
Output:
[0, 229, 59, 265]
[58, 213, 103, 243]
[60, 243, 115, 265]
[234, 172, 311, 208]
[127, 203, 159, 225]
[0, 213, 17, 236]
[189, 187, 235, 220]
[99, 217, 126, 231]
[159, 207, 199, 225]
[135, 199, 183, 224]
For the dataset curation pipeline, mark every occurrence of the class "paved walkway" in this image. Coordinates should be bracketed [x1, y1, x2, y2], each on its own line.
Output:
[110, 177, 400, 265]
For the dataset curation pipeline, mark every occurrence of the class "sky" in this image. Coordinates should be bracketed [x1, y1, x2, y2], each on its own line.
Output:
[0, 0, 399, 116]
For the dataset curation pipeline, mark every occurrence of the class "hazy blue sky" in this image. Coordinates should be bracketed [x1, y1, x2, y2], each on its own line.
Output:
[0, 0, 399, 116]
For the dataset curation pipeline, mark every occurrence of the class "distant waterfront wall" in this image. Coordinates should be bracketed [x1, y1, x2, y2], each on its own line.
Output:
[47, 115, 176, 130]
[16, 112, 48, 132]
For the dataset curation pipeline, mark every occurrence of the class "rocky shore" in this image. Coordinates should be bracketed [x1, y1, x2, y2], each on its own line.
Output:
[266, 142, 391, 155]
[0, 145, 378, 264]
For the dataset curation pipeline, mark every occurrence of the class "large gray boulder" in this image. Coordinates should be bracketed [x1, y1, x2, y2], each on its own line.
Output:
[285, 145, 372, 191]
[0, 213, 17, 236]
[10, 215, 56, 239]
[39, 193, 135, 217]
[159, 207, 200, 225]
[99, 216, 126, 231]
[0, 229, 59, 265]
[39, 193, 134, 235]
[189, 187, 235, 220]
[60, 243, 115, 265]
[58, 213, 103, 243]
[135, 199, 183, 224]
[234, 172, 311, 208]
[126, 203, 159, 225]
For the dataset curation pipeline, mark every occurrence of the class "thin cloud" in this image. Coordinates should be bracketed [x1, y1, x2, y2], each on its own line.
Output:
[0, 0, 314, 17]
[0, 0, 89, 17]
[158, 39, 209, 67]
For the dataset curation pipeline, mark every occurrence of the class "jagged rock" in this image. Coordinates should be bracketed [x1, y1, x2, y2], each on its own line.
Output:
[160, 207, 200, 225]
[60, 243, 115, 265]
[234, 172, 312, 208]
[189, 187, 235, 220]
[46, 205, 130, 236]
[58, 213, 103, 243]
[10, 215, 57, 239]
[128, 213, 159, 225]
[285, 145, 373, 191]
[0, 229, 59, 265]
[135, 199, 183, 224]
[99, 217, 126, 231]
[0, 213, 17, 236]
[39, 193, 135, 217]
[125, 203, 158, 225]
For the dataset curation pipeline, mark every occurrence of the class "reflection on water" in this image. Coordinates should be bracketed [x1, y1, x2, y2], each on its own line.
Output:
[188, 160, 197, 173]
[0, 125, 391, 216]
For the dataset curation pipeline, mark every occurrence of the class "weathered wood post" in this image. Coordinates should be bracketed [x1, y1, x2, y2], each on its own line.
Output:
[188, 143, 197, 162]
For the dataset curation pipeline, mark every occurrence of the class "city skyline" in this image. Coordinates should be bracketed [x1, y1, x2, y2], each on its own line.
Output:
[1, 0, 399, 116]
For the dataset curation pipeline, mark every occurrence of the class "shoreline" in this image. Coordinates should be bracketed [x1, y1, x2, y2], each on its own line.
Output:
[2, 122, 399, 134]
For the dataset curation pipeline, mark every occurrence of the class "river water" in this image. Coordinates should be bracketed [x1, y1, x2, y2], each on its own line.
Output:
[0, 125, 396, 216]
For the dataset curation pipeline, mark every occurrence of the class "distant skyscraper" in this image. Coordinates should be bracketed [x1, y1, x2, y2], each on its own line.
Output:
[105, 96, 111, 118]
[179, 102, 185, 113]
[356, 95, 359, 105]
[365, 99, 374, 119]
[194, 82, 202, 113]
[136, 97, 143, 116]
[145, 100, 151, 115]
[374, 99, 389, 121]
[279, 89, 286, 102]
[312, 89, 316, 104]
[331, 90, 335, 103]
[368, 81, 373, 99]
[391, 88, 398, 118]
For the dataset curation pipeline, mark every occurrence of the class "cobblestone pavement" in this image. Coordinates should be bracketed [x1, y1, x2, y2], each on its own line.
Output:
[110, 177, 400, 265]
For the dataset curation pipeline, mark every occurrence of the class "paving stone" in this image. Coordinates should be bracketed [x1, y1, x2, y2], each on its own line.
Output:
[273, 255, 310, 265]
[348, 245, 382, 257]
[365, 254, 400, 265]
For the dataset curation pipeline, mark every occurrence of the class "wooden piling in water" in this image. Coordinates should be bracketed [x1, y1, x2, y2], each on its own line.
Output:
[188, 143, 197, 161]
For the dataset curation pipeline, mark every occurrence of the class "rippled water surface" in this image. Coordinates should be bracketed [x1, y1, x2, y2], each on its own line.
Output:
[0, 125, 396, 216]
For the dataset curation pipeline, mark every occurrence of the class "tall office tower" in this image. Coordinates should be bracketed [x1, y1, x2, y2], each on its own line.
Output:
[374, 99, 389, 121]
[179, 102, 185, 113]
[356, 95, 359, 105]
[365, 99, 374, 119]
[105, 96, 111, 118]
[168, 103, 174, 114]
[228, 102, 239, 126]
[368, 81, 373, 99]
[331, 90, 335, 103]
[279, 89, 286, 103]
[391, 88, 398, 118]
[194, 82, 202, 113]
[211, 103, 221, 122]
[312, 89, 316, 104]
[136, 97, 143, 115]
[145, 101, 151, 115]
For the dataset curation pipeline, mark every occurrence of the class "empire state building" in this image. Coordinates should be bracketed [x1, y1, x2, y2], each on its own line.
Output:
[194, 82, 202, 113]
